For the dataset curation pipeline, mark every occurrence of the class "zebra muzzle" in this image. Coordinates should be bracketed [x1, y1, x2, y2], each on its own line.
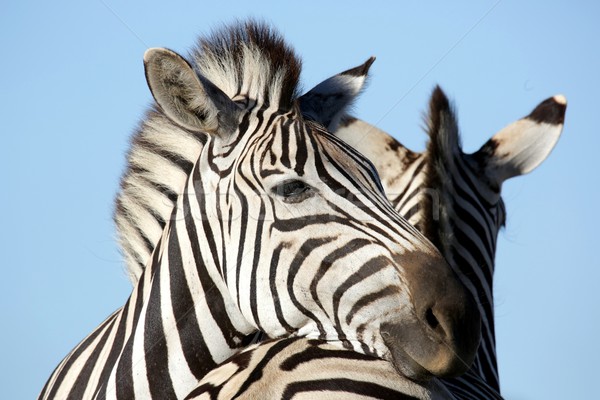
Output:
[382, 253, 481, 380]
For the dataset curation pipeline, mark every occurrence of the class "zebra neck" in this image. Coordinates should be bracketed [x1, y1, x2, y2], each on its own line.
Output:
[104, 200, 258, 397]
[38, 219, 257, 400]
[426, 155, 501, 389]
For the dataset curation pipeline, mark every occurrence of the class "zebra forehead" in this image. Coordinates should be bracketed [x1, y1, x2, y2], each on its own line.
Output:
[242, 119, 377, 178]
[190, 20, 302, 109]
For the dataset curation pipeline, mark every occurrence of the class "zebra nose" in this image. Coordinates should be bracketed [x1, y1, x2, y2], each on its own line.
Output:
[415, 282, 481, 377]
[383, 252, 481, 380]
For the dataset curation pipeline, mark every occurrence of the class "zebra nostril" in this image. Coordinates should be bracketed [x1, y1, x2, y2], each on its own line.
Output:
[425, 308, 440, 330]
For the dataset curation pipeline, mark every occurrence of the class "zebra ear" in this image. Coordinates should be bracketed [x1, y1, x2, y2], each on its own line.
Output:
[474, 95, 567, 185]
[333, 117, 418, 194]
[144, 48, 240, 135]
[299, 57, 375, 131]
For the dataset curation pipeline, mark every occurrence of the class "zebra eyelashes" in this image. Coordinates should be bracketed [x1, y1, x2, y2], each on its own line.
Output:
[271, 179, 314, 203]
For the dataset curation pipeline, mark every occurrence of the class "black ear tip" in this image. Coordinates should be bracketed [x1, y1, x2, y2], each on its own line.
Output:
[527, 95, 567, 125]
[365, 56, 376, 69]
[341, 56, 376, 77]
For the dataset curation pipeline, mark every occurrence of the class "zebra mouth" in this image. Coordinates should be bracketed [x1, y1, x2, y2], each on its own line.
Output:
[380, 329, 432, 381]
[380, 317, 477, 381]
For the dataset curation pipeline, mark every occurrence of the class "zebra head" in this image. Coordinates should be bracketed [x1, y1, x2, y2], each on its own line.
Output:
[333, 86, 566, 387]
[142, 23, 480, 380]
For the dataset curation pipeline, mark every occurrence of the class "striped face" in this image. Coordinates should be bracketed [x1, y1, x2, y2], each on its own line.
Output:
[144, 46, 481, 379]
[181, 88, 565, 400]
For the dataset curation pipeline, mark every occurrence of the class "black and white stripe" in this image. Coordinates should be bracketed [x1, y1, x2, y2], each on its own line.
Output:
[39, 22, 479, 399]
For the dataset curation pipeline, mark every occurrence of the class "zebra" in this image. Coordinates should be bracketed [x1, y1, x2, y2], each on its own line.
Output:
[38, 21, 480, 400]
[182, 86, 566, 399]
[110, 29, 565, 396]
[335, 87, 566, 391]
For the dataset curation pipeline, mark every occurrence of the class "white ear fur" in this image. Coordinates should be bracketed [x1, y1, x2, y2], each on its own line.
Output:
[299, 57, 375, 131]
[476, 95, 567, 184]
[144, 48, 239, 135]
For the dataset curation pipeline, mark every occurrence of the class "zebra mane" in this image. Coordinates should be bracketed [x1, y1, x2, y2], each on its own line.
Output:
[191, 20, 302, 109]
[115, 21, 304, 282]
[422, 85, 506, 263]
[422, 86, 463, 257]
[114, 107, 206, 281]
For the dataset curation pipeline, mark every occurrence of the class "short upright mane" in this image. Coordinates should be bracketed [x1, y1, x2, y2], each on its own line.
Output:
[422, 86, 461, 254]
[191, 21, 302, 109]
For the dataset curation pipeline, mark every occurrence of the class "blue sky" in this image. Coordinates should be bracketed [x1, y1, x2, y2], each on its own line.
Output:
[2, 1, 597, 399]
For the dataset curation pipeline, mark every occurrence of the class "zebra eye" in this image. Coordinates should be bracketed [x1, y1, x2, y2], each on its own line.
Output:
[272, 180, 313, 203]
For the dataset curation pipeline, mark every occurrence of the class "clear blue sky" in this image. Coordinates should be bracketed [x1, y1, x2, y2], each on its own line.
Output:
[2, 1, 597, 399]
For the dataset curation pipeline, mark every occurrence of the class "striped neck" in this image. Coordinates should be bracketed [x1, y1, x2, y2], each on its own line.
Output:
[384, 143, 503, 388]
[108, 167, 259, 398]
[423, 151, 503, 389]
[335, 109, 504, 389]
